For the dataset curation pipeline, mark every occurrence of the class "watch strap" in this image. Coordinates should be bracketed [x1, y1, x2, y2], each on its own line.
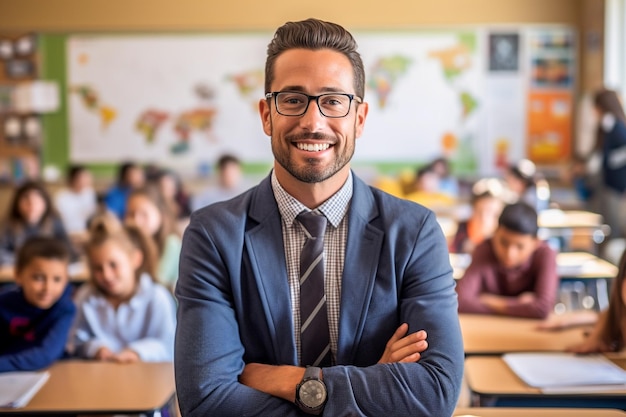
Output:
[303, 366, 322, 380]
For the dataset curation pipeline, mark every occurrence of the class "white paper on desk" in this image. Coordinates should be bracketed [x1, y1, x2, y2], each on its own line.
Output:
[0, 371, 49, 408]
[503, 352, 626, 388]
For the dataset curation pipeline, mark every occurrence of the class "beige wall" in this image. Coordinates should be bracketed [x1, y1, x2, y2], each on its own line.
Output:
[1, 0, 583, 31]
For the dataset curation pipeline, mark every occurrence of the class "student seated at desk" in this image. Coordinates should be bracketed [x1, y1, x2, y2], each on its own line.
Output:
[450, 183, 504, 254]
[125, 186, 182, 291]
[0, 237, 76, 372]
[0, 181, 78, 266]
[566, 247, 626, 353]
[404, 164, 456, 210]
[54, 164, 98, 235]
[67, 217, 176, 363]
[456, 202, 559, 319]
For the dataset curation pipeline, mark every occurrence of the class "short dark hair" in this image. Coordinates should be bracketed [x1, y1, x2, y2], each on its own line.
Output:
[498, 202, 538, 236]
[117, 161, 142, 185]
[217, 154, 241, 171]
[508, 159, 536, 188]
[15, 236, 70, 274]
[264, 18, 365, 100]
[67, 164, 88, 183]
[8, 181, 56, 226]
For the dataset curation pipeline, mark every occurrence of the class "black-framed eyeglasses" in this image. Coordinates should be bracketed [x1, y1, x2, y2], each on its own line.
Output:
[265, 91, 362, 118]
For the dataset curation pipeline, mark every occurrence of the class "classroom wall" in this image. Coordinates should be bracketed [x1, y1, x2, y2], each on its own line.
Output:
[0, 0, 584, 31]
[2, 0, 602, 182]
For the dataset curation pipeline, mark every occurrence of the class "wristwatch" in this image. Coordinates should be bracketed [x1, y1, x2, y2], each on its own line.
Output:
[295, 366, 327, 415]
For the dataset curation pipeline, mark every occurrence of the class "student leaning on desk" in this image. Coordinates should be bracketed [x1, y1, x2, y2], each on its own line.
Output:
[0, 237, 76, 372]
[456, 202, 559, 319]
[0, 181, 79, 266]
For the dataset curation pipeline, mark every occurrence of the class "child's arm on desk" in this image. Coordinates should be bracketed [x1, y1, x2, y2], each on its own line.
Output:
[566, 310, 614, 353]
[537, 310, 599, 331]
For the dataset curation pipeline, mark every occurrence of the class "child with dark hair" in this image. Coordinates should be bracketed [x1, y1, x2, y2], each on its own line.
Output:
[0, 181, 77, 266]
[191, 154, 246, 211]
[0, 237, 76, 372]
[450, 180, 504, 254]
[103, 161, 146, 220]
[505, 159, 551, 212]
[456, 202, 559, 318]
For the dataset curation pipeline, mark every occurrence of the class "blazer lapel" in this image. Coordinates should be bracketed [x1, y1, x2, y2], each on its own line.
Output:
[245, 177, 297, 364]
[337, 177, 384, 364]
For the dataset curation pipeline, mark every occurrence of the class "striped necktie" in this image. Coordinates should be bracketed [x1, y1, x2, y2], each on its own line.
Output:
[297, 211, 332, 367]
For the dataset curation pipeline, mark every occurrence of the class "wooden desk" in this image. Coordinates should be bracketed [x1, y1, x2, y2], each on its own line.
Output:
[557, 251, 616, 312]
[557, 252, 617, 279]
[538, 209, 609, 251]
[0, 261, 89, 285]
[459, 314, 589, 355]
[454, 407, 626, 416]
[465, 355, 626, 409]
[538, 209, 604, 230]
[0, 360, 175, 416]
[450, 252, 617, 281]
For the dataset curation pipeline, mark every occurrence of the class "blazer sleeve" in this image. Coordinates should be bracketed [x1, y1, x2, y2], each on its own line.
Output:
[321, 210, 464, 417]
[176, 217, 301, 416]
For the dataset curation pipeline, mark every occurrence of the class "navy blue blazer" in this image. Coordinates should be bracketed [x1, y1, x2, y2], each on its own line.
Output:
[175, 173, 464, 416]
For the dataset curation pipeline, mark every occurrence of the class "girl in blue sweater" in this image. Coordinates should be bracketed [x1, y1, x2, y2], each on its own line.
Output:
[0, 236, 76, 372]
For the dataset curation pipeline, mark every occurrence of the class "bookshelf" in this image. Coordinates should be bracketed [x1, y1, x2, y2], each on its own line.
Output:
[0, 32, 42, 184]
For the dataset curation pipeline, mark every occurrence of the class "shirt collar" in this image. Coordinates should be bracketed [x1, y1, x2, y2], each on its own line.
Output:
[271, 170, 352, 228]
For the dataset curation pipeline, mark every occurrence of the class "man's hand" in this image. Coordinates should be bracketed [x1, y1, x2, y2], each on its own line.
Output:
[378, 323, 428, 364]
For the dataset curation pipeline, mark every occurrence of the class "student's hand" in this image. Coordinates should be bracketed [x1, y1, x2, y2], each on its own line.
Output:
[378, 323, 428, 364]
[479, 293, 508, 313]
[113, 349, 140, 363]
[536, 311, 598, 331]
[94, 347, 115, 361]
[518, 292, 536, 304]
[566, 336, 610, 354]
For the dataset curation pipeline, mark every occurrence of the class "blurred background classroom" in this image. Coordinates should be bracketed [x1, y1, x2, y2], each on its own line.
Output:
[1, 0, 626, 415]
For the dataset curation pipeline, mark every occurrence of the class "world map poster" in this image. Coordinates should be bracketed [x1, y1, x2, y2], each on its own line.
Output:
[67, 31, 486, 175]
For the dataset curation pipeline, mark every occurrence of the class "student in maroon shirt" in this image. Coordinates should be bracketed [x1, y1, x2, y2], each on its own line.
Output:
[456, 202, 558, 319]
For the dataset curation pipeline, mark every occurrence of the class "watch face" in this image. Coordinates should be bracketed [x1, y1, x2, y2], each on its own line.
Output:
[299, 380, 327, 408]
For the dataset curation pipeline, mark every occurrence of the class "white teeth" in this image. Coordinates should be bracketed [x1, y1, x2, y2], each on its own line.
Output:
[296, 143, 330, 152]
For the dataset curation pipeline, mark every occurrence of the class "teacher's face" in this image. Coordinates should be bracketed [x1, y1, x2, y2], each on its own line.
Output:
[259, 48, 367, 184]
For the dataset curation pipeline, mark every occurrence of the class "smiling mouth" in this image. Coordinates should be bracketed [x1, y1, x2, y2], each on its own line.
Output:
[296, 143, 331, 152]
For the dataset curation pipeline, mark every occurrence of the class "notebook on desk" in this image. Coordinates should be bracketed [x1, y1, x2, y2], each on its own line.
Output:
[503, 352, 626, 393]
[0, 371, 49, 408]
